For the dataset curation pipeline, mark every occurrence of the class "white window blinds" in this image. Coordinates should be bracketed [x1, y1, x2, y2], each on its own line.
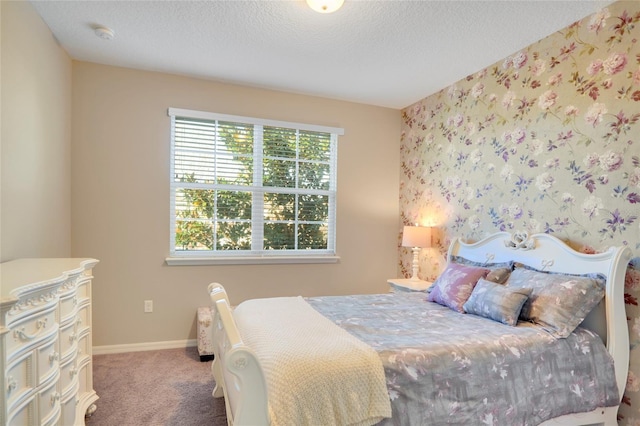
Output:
[168, 108, 342, 260]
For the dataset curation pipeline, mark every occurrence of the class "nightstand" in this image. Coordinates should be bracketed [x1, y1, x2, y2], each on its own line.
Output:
[387, 278, 433, 292]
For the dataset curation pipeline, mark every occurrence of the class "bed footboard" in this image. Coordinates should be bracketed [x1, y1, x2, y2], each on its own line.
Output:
[208, 283, 269, 426]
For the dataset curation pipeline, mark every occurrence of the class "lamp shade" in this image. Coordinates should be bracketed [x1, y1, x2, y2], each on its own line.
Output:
[402, 226, 431, 248]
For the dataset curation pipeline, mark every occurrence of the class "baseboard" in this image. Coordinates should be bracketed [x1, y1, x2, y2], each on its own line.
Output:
[93, 339, 198, 355]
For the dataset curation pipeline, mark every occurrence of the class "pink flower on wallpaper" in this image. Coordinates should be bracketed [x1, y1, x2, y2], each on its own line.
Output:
[587, 59, 603, 76]
[626, 267, 640, 292]
[488, 93, 497, 103]
[502, 91, 516, 109]
[634, 317, 640, 340]
[547, 73, 563, 86]
[585, 103, 607, 127]
[564, 105, 579, 116]
[530, 59, 547, 76]
[512, 52, 528, 69]
[538, 90, 557, 110]
[628, 370, 640, 393]
[630, 168, 640, 188]
[602, 79, 613, 89]
[599, 150, 624, 172]
[584, 152, 600, 168]
[588, 8, 610, 33]
[471, 82, 484, 98]
[503, 57, 512, 69]
[603, 52, 628, 75]
[633, 67, 640, 85]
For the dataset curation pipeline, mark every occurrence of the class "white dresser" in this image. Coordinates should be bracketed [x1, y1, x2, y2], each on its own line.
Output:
[1, 258, 99, 426]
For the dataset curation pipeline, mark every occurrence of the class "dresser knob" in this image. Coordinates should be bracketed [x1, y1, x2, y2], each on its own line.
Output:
[51, 392, 61, 407]
[7, 376, 17, 392]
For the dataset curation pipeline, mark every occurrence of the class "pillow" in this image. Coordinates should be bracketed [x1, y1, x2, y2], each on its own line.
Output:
[451, 256, 513, 284]
[427, 263, 490, 312]
[485, 267, 512, 284]
[505, 267, 605, 338]
[463, 278, 532, 326]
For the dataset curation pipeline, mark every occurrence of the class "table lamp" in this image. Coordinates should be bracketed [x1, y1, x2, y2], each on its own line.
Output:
[401, 225, 431, 281]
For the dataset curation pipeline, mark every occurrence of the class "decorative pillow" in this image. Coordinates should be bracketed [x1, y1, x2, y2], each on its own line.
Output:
[505, 267, 605, 338]
[451, 256, 513, 284]
[485, 267, 512, 284]
[427, 263, 490, 312]
[463, 278, 532, 326]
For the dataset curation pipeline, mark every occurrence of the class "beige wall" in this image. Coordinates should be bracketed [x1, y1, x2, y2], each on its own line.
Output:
[71, 62, 401, 346]
[1, 0, 72, 262]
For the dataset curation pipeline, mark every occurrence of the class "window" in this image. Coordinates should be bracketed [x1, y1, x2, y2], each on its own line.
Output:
[167, 108, 343, 265]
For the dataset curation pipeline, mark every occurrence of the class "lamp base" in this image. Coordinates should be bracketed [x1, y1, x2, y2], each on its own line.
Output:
[410, 246, 421, 280]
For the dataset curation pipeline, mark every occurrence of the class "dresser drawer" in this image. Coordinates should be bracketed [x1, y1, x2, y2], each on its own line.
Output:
[77, 328, 91, 358]
[6, 393, 36, 426]
[36, 336, 59, 386]
[59, 290, 79, 324]
[60, 387, 78, 426]
[60, 356, 78, 396]
[76, 277, 91, 299]
[7, 305, 57, 362]
[59, 320, 79, 359]
[5, 350, 35, 412]
[38, 376, 61, 426]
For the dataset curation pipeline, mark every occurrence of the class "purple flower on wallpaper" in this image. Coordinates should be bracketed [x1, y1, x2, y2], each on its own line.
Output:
[599, 175, 609, 184]
[603, 52, 628, 75]
[538, 90, 558, 110]
[601, 209, 637, 236]
[544, 158, 560, 169]
[581, 195, 603, 219]
[562, 192, 575, 205]
[599, 150, 624, 172]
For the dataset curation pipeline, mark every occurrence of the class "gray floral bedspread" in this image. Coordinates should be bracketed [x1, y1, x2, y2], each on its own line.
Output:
[306, 292, 619, 426]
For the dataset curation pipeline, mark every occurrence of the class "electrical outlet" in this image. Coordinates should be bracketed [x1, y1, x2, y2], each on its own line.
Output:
[144, 300, 153, 313]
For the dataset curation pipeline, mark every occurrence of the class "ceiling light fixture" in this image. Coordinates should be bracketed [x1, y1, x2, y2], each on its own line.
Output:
[306, 0, 344, 14]
[94, 26, 115, 40]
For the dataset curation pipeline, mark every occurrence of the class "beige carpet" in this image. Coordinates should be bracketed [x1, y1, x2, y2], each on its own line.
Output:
[87, 347, 227, 426]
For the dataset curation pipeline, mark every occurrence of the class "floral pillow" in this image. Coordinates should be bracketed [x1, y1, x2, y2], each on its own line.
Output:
[505, 267, 605, 338]
[427, 263, 490, 312]
[463, 278, 532, 326]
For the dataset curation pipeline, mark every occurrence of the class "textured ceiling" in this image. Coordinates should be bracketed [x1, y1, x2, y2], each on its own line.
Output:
[30, 0, 613, 109]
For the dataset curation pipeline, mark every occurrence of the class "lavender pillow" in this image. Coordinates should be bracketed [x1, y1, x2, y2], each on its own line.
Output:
[427, 263, 490, 312]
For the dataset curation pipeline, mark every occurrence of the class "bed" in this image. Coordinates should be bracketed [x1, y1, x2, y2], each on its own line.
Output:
[206, 231, 631, 425]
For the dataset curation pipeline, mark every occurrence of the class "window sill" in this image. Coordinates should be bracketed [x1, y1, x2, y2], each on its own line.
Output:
[165, 255, 341, 266]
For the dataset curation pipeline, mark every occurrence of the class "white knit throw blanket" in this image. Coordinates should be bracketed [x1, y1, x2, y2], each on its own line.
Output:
[234, 296, 391, 426]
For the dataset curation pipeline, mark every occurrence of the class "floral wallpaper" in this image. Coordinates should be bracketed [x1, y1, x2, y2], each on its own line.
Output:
[399, 1, 640, 423]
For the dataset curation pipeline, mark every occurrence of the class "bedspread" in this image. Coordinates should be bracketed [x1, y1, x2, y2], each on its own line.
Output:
[233, 296, 392, 426]
[307, 292, 619, 426]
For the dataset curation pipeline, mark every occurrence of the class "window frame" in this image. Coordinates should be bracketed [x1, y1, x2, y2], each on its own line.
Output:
[165, 107, 343, 265]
